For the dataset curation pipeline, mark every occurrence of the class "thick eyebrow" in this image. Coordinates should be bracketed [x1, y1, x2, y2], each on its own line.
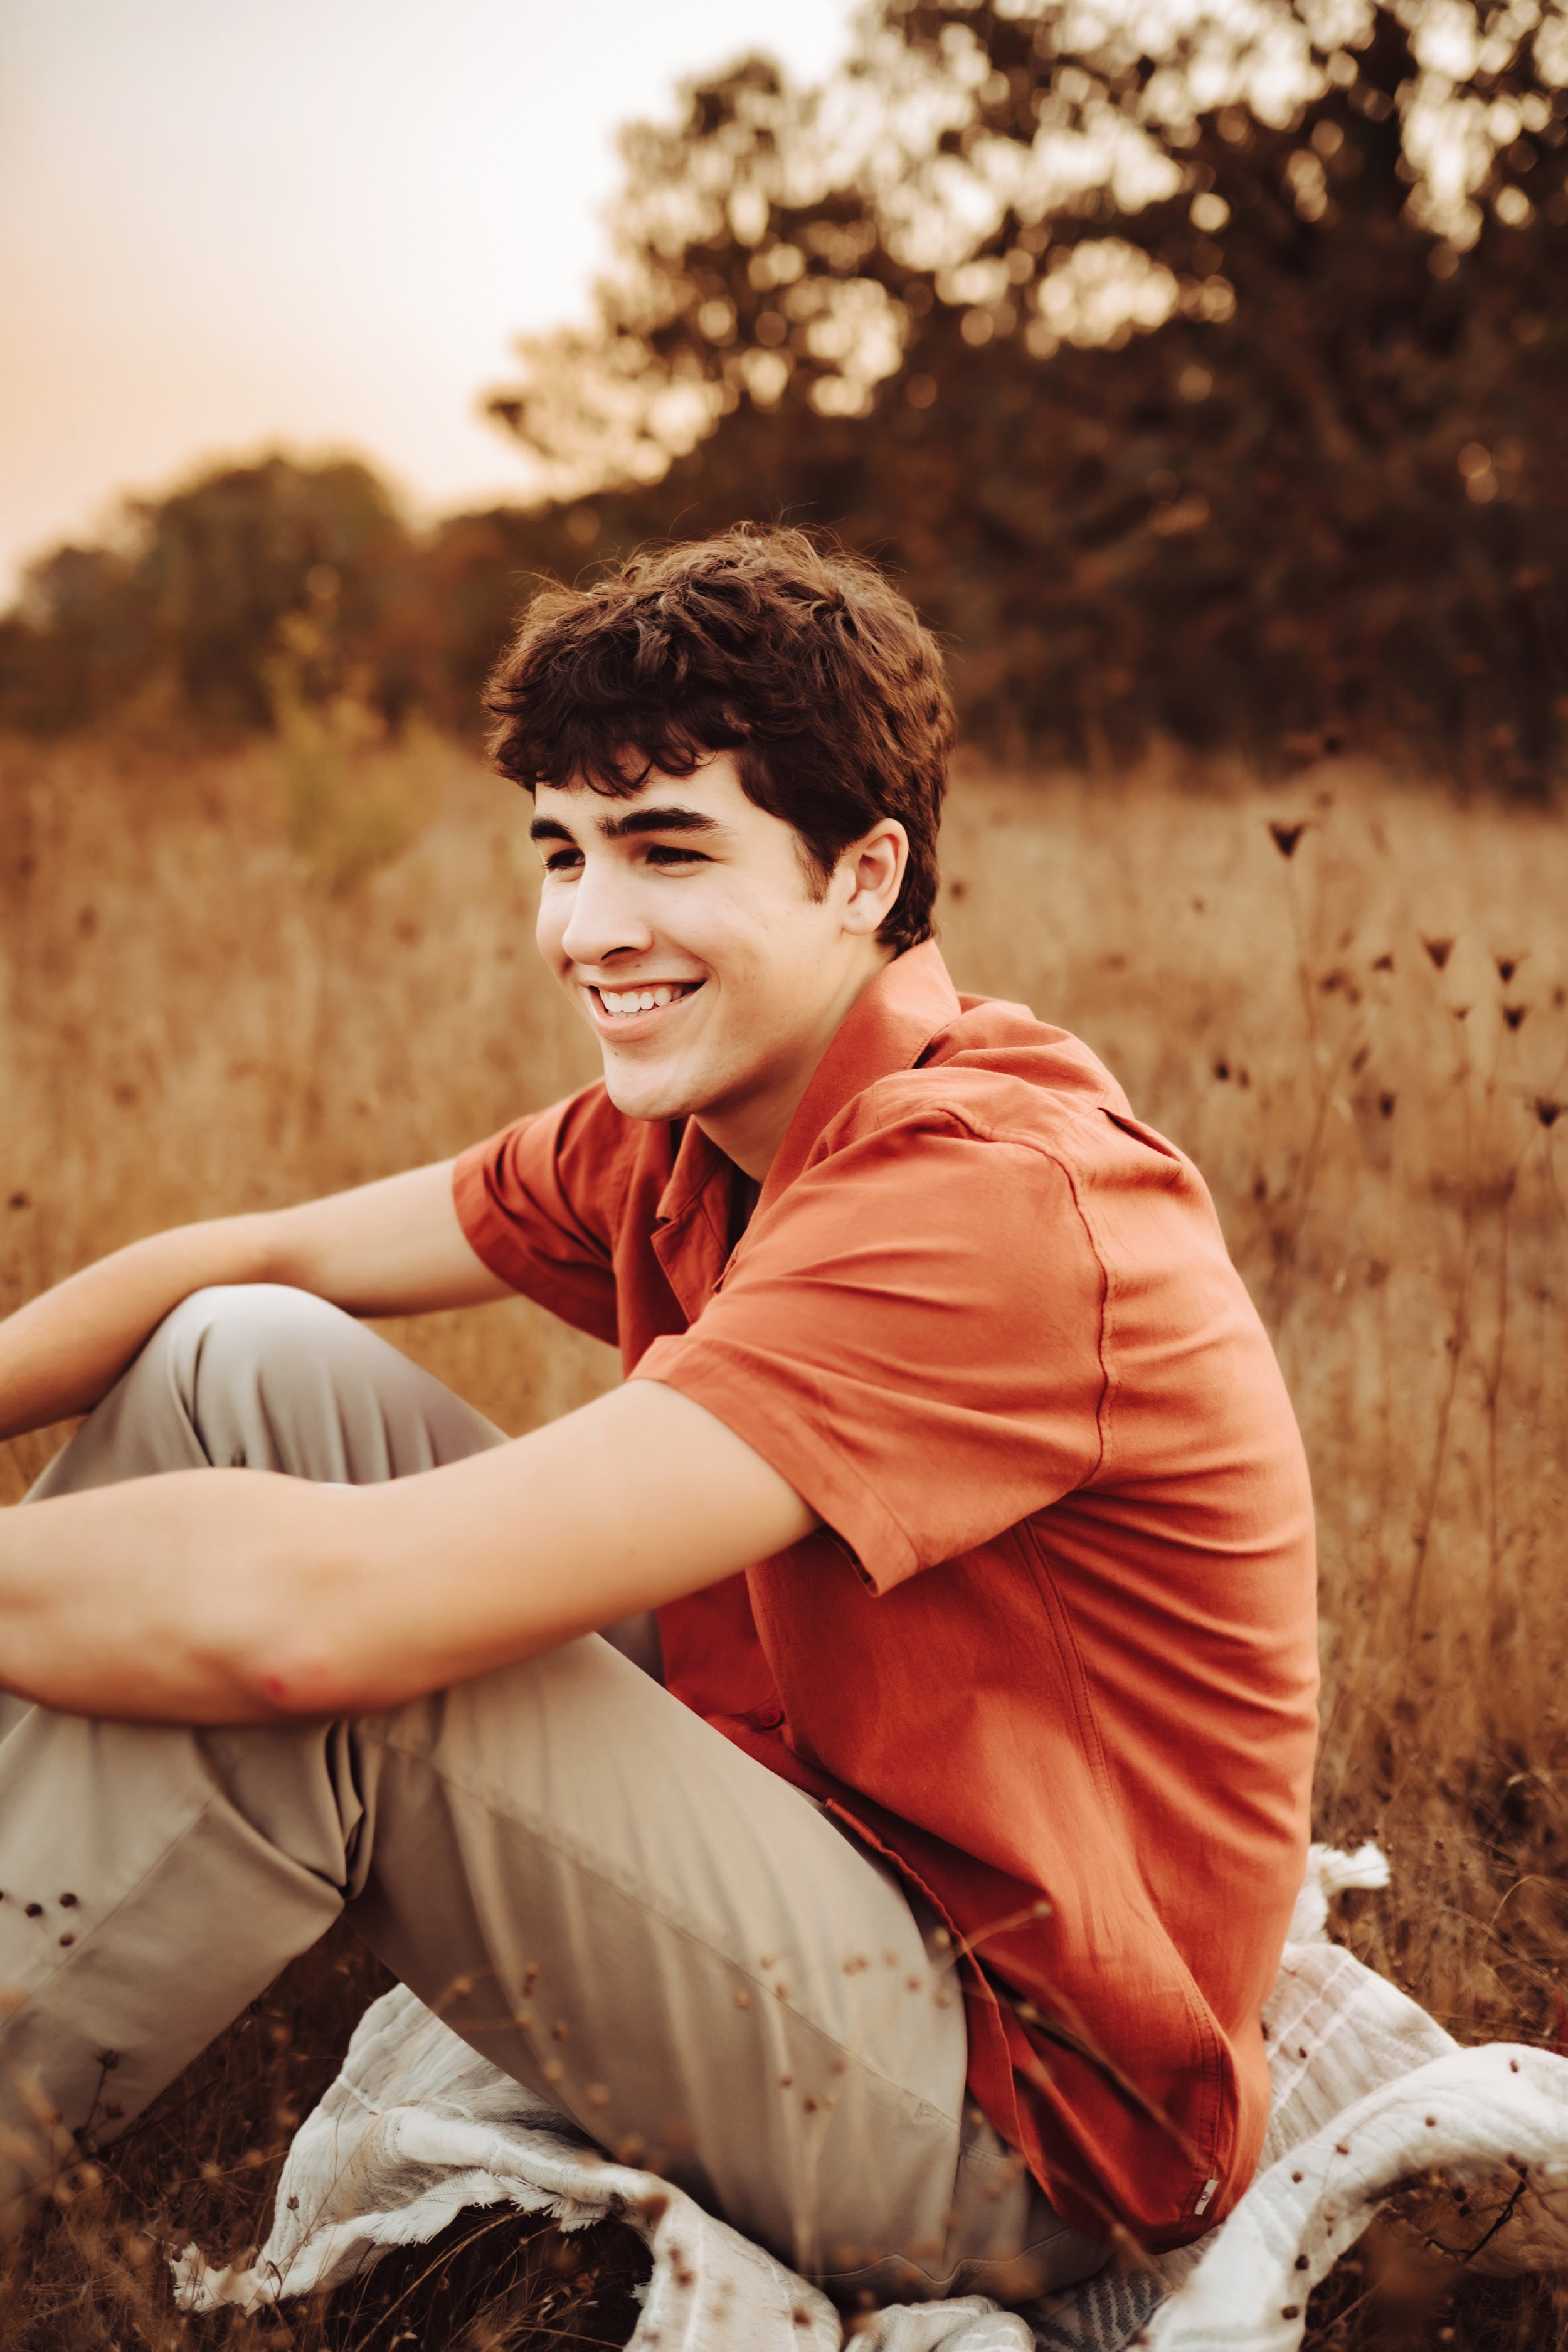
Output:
[601, 803, 723, 842]
[529, 803, 723, 847]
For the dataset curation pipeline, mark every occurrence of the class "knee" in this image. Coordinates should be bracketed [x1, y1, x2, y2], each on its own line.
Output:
[163, 1284, 368, 1421]
[156, 1285, 502, 1483]
[28, 1285, 368, 1498]
[166, 1283, 354, 1373]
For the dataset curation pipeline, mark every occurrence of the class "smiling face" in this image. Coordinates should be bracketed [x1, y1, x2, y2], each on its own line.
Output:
[531, 755, 907, 1179]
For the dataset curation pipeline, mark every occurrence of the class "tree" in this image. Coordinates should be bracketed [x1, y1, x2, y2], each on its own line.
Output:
[8, 2, 1565, 783]
[484, 0, 1568, 786]
[0, 456, 421, 737]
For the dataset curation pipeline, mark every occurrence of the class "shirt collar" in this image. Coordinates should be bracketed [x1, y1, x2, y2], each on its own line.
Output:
[655, 1115, 728, 1232]
[759, 940, 961, 1213]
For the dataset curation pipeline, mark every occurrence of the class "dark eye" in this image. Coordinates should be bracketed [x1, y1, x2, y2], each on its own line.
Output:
[645, 843, 707, 867]
[543, 847, 583, 874]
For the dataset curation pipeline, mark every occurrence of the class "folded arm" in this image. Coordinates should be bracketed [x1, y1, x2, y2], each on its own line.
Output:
[0, 1379, 815, 1724]
[0, 1160, 509, 1444]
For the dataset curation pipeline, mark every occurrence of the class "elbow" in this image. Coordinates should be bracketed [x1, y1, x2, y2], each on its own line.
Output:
[221, 1628, 393, 1724]
[211, 1517, 389, 1724]
[209, 1611, 357, 1724]
[225, 1643, 356, 1723]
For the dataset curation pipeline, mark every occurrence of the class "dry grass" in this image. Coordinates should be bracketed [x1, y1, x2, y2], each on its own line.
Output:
[1, 732, 1565, 2348]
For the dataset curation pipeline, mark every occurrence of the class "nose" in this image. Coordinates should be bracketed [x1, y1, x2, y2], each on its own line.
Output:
[554, 850, 656, 971]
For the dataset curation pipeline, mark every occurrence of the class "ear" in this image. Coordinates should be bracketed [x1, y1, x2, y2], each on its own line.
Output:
[837, 819, 909, 936]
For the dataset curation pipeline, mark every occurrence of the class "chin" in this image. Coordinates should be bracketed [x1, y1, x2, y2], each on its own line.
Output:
[599, 1057, 701, 1125]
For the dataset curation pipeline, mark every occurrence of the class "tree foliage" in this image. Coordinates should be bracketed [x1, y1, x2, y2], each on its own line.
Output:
[483, 0, 1568, 785]
[6, 0, 1568, 786]
[0, 456, 422, 736]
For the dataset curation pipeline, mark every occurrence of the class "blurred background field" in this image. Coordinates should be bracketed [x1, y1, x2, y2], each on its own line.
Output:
[4, 0, 1568, 2340]
[3, 733, 1566, 2346]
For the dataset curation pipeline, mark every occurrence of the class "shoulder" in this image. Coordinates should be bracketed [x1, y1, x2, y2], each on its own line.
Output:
[817, 1000, 1139, 1165]
[796, 1006, 1212, 1273]
[469, 1078, 654, 1234]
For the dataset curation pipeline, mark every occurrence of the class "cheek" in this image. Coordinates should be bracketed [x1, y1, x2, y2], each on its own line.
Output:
[535, 894, 566, 970]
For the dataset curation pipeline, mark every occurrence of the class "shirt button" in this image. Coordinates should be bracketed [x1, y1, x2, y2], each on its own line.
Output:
[756, 1706, 784, 1730]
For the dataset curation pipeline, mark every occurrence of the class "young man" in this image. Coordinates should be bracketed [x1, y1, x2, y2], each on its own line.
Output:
[0, 530, 1318, 2306]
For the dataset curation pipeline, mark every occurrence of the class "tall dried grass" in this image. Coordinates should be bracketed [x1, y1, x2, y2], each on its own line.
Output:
[1, 733, 1565, 2348]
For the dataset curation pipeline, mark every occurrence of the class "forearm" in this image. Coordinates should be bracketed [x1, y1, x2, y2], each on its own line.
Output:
[0, 1160, 508, 1446]
[0, 1466, 359, 1720]
[0, 1217, 276, 1443]
[0, 1382, 814, 1724]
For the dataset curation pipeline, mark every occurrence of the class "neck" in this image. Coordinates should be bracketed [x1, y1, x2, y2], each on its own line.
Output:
[696, 943, 894, 1180]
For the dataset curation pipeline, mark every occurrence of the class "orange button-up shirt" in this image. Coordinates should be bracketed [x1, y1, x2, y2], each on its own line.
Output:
[453, 942, 1318, 2249]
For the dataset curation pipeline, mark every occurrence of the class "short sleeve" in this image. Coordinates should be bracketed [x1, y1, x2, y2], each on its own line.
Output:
[630, 1108, 1108, 1591]
[453, 1084, 633, 1348]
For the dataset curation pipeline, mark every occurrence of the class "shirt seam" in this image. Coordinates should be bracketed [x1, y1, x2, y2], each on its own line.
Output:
[1017, 1526, 1119, 1815]
[847, 1093, 1115, 1486]
[691, 1093, 1113, 1554]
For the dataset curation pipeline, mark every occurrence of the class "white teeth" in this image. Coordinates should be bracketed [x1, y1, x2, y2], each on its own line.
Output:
[597, 983, 690, 1017]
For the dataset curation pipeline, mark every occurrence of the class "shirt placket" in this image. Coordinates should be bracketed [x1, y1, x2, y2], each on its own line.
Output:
[649, 1133, 733, 1326]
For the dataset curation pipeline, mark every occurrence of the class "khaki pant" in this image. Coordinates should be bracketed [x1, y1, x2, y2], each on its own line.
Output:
[0, 1285, 1104, 2303]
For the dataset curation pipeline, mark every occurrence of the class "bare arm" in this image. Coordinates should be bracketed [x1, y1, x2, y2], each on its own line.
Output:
[0, 1380, 817, 1722]
[0, 1162, 511, 1444]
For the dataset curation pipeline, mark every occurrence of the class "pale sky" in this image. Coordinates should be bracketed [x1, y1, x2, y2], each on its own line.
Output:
[0, 0, 857, 597]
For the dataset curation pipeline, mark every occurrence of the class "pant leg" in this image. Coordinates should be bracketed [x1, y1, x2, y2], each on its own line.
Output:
[0, 1286, 1103, 2299]
[1, 1284, 514, 2213]
[26, 1281, 511, 1493]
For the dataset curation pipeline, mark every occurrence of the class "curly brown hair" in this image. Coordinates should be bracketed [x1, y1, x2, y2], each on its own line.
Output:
[483, 526, 953, 955]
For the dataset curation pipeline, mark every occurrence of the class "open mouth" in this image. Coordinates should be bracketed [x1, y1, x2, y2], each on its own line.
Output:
[589, 980, 704, 1021]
